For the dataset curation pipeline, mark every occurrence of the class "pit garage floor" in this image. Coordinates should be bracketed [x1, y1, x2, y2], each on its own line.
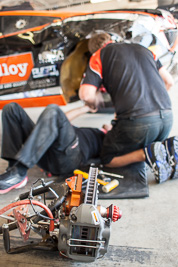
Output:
[1, 1, 178, 266]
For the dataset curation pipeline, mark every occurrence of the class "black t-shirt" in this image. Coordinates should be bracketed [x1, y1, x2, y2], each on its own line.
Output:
[74, 127, 105, 163]
[82, 43, 172, 118]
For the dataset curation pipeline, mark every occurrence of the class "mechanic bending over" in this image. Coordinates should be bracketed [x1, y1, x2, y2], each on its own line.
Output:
[79, 32, 178, 183]
[0, 103, 107, 194]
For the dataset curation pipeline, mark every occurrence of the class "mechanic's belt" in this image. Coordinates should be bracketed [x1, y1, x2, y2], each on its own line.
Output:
[118, 109, 172, 120]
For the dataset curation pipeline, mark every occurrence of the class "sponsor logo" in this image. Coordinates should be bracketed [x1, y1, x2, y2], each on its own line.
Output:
[38, 50, 64, 64]
[32, 65, 59, 79]
[0, 52, 34, 84]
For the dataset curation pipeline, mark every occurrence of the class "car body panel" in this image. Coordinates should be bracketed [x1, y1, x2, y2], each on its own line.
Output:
[0, 8, 177, 108]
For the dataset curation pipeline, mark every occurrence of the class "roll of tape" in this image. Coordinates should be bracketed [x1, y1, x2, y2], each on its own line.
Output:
[102, 179, 119, 193]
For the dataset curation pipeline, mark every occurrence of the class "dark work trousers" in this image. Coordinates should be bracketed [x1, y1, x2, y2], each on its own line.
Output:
[1, 103, 81, 175]
[100, 110, 173, 164]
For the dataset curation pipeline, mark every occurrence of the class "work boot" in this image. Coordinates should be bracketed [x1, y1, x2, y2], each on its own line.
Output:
[144, 142, 172, 183]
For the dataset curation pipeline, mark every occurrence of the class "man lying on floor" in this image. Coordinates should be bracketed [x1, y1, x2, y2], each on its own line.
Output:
[0, 103, 106, 194]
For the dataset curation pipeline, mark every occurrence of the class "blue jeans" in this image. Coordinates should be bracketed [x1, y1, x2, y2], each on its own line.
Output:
[100, 110, 173, 164]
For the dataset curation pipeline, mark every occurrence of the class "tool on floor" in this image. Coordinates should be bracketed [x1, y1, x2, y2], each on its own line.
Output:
[98, 170, 124, 179]
[74, 169, 109, 186]
[0, 166, 122, 262]
[102, 179, 119, 193]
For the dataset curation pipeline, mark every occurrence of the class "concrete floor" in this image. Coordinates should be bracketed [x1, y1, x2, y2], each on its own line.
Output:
[0, 77, 178, 267]
[0, 1, 178, 266]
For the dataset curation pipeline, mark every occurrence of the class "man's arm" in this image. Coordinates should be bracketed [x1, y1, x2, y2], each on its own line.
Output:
[65, 104, 96, 121]
[152, 52, 174, 91]
[159, 66, 174, 91]
[104, 149, 145, 168]
[79, 84, 105, 109]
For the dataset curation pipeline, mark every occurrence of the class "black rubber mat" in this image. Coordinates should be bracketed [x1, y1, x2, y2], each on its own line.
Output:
[45, 162, 149, 199]
[98, 162, 149, 199]
[81, 162, 149, 199]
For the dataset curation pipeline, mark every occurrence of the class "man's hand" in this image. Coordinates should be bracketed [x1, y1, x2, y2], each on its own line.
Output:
[95, 90, 105, 109]
[86, 105, 98, 113]
[102, 124, 113, 132]
[79, 84, 105, 109]
[84, 90, 105, 110]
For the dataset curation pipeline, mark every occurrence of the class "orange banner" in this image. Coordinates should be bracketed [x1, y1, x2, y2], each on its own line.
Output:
[0, 52, 34, 84]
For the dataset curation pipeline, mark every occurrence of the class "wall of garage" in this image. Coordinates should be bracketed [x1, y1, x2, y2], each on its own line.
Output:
[59, 0, 158, 12]
[0, 0, 177, 11]
[0, 0, 158, 11]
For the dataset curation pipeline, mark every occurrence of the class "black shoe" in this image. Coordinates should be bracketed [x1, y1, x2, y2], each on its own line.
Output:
[0, 166, 28, 194]
[164, 136, 178, 179]
[144, 142, 172, 183]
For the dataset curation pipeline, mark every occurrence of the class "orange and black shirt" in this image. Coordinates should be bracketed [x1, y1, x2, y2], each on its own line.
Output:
[82, 42, 171, 118]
